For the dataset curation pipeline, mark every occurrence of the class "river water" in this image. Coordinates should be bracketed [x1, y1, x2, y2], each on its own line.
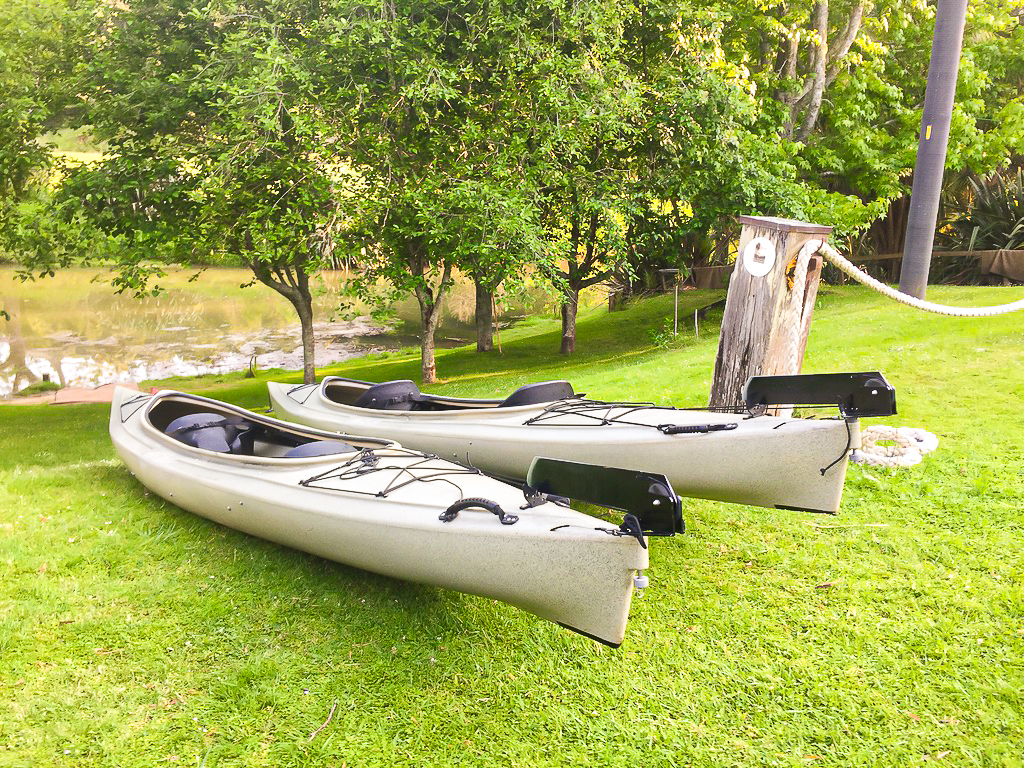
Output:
[0, 267, 550, 397]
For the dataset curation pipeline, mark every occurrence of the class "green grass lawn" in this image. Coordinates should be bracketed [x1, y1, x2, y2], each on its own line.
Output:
[1, 286, 1022, 767]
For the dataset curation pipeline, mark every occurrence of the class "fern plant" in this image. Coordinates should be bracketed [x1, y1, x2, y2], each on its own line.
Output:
[935, 166, 1024, 283]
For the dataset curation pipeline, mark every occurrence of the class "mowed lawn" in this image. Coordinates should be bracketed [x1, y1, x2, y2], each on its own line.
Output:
[1, 285, 1021, 767]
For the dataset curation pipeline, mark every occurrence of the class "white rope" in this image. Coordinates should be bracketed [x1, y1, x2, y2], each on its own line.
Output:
[781, 239, 826, 374]
[850, 426, 939, 468]
[817, 242, 1024, 317]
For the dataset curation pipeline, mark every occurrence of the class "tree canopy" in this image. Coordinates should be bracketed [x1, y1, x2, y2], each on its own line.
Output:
[3, 0, 1023, 379]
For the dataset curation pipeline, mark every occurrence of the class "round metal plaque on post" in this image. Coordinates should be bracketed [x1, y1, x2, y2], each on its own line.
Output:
[742, 237, 776, 277]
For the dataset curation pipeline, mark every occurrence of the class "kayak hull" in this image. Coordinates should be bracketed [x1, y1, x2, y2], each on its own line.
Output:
[268, 378, 860, 513]
[110, 387, 648, 646]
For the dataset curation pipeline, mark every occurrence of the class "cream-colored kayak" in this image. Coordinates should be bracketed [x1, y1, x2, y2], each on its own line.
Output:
[109, 387, 652, 646]
[268, 376, 869, 514]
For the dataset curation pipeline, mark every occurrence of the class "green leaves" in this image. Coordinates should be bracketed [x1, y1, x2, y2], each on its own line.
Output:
[944, 168, 1024, 252]
[0, 0, 69, 256]
[5, 0, 1023, 378]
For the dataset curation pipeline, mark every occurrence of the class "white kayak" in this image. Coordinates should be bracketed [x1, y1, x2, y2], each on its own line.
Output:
[268, 373, 896, 514]
[109, 387, 668, 647]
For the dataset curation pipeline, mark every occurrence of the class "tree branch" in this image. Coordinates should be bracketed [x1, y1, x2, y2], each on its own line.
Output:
[825, 0, 865, 87]
[426, 258, 454, 327]
[578, 269, 613, 290]
[794, 1, 829, 142]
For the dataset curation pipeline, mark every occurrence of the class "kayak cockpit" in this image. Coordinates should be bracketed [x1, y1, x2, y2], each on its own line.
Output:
[321, 377, 578, 412]
[144, 392, 390, 458]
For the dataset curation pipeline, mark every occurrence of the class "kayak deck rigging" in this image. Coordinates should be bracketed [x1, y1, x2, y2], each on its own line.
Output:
[522, 399, 743, 434]
[298, 447, 486, 498]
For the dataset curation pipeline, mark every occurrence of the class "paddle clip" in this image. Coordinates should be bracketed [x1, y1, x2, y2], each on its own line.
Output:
[440, 498, 519, 526]
[615, 514, 648, 549]
[520, 484, 571, 510]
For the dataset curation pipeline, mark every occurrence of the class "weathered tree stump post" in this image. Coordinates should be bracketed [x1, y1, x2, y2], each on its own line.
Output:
[709, 216, 832, 409]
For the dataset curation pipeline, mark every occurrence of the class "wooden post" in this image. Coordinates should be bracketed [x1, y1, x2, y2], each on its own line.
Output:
[709, 216, 832, 409]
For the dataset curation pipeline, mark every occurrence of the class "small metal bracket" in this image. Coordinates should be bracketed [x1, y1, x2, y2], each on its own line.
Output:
[520, 484, 570, 510]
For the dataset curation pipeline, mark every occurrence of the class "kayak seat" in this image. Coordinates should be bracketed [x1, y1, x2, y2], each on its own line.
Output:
[283, 440, 359, 458]
[499, 380, 575, 408]
[165, 412, 257, 454]
[354, 380, 421, 411]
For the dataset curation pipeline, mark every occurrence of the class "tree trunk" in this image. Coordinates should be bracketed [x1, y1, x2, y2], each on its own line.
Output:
[273, 283, 316, 384]
[251, 261, 317, 384]
[559, 286, 580, 355]
[413, 259, 453, 384]
[293, 293, 316, 384]
[794, 1, 829, 142]
[474, 277, 494, 352]
[416, 285, 443, 384]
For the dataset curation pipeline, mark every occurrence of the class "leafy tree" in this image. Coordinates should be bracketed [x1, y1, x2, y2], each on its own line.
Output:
[718, 0, 1024, 218]
[587, 1, 873, 309]
[522, 1, 644, 355]
[0, 0, 68, 257]
[49, 0, 342, 383]
[324, 0, 594, 380]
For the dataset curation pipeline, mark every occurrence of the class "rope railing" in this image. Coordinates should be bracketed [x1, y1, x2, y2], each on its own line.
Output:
[813, 240, 1024, 317]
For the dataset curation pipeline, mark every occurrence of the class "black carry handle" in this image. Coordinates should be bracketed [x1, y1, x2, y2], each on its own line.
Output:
[439, 498, 519, 526]
[526, 457, 682, 537]
[743, 371, 897, 418]
[659, 422, 738, 435]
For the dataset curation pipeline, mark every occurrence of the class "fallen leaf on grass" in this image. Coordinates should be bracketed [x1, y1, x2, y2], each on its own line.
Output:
[905, 711, 921, 721]
[815, 581, 837, 589]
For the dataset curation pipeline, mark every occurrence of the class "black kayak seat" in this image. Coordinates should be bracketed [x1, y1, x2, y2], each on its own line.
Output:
[499, 380, 575, 408]
[165, 412, 256, 454]
[283, 440, 359, 458]
[353, 380, 421, 410]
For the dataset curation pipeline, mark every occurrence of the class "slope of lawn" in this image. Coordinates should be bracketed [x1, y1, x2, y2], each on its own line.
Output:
[1, 285, 1021, 766]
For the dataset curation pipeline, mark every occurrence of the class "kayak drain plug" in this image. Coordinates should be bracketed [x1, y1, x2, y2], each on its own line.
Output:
[633, 571, 649, 596]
